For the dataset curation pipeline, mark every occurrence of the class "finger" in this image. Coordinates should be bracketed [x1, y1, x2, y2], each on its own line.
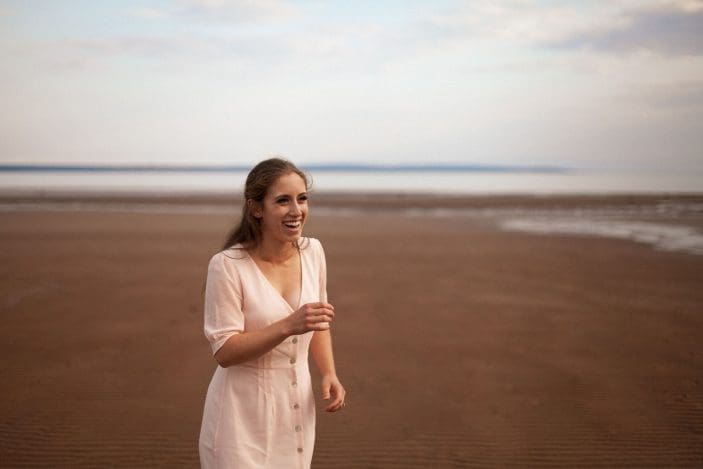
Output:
[326, 397, 344, 412]
[308, 313, 333, 324]
[312, 307, 334, 318]
[325, 401, 338, 412]
[305, 319, 330, 331]
[305, 306, 333, 317]
[307, 320, 330, 331]
[325, 389, 345, 412]
[308, 313, 333, 323]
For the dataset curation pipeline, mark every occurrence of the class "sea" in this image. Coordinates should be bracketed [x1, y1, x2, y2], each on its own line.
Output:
[2, 166, 702, 255]
[0, 166, 702, 195]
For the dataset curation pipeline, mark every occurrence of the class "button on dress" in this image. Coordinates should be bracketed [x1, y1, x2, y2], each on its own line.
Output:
[199, 238, 328, 469]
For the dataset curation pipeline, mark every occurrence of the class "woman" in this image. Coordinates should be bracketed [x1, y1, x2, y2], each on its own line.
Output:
[199, 158, 345, 468]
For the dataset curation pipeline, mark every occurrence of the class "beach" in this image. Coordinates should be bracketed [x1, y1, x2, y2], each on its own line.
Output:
[1, 194, 702, 467]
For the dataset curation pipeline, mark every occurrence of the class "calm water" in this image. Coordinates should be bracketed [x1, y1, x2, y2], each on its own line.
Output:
[0, 169, 702, 195]
[2, 168, 702, 255]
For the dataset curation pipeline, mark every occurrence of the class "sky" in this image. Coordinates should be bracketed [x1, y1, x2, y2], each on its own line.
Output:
[1, 0, 702, 171]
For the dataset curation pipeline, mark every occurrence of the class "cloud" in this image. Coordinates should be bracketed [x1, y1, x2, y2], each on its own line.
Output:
[423, 1, 628, 45]
[548, 2, 703, 56]
[1, 32, 293, 74]
[132, 0, 297, 24]
[621, 81, 703, 110]
[422, 1, 703, 58]
[128, 7, 169, 20]
[0, 5, 16, 20]
[172, 0, 296, 23]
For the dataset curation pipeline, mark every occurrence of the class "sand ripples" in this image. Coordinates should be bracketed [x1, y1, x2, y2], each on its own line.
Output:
[313, 426, 703, 468]
[0, 412, 197, 467]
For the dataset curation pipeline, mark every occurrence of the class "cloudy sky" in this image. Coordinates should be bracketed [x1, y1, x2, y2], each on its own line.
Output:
[1, 0, 702, 170]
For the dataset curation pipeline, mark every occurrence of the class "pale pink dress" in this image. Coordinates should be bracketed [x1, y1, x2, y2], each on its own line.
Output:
[199, 238, 327, 469]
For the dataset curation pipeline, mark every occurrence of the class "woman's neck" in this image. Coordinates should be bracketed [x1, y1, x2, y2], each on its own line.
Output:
[253, 238, 297, 264]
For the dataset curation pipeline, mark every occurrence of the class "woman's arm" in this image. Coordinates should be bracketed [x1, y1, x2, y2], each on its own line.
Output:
[311, 329, 346, 412]
[214, 302, 335, 368]
[214, 320, 289, 368]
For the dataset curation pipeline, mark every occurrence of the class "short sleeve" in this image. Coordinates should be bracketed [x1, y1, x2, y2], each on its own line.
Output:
[316, 239, 328, 303]
[203, 252, 244, 355]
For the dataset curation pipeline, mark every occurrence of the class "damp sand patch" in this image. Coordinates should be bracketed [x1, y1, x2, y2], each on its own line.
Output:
[501, 218, 703, 255]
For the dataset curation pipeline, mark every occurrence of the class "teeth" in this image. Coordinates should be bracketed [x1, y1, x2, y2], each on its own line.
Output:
[284, 221, 301, 228]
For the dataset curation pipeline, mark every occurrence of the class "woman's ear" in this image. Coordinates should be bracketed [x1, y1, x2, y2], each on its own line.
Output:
[247, 199, 263, 219]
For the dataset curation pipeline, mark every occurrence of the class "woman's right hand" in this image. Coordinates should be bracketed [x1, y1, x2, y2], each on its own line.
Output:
[285, 302, 335, 335]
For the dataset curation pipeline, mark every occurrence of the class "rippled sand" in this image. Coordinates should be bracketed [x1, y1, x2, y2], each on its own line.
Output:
[1, 195, 702, 467]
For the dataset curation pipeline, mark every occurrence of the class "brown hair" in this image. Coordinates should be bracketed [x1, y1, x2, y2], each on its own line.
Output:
[222, 158, 309, 250]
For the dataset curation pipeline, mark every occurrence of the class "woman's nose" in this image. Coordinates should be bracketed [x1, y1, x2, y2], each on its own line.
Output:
[289, 201, 301, 215]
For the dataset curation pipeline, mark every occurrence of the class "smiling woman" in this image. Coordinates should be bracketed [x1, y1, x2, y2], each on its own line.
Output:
[199, 158, 346, 469]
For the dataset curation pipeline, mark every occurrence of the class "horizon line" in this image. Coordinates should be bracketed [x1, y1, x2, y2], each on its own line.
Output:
[0, 163, 571, 173]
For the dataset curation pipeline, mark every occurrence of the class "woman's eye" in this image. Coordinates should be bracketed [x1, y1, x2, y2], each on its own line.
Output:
[299, 195, 308, 202]
[276, 198, 288, 204]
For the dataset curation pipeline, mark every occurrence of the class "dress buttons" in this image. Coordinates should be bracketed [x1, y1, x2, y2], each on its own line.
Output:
[293, 403, 300, 409]
[292, 338, 298, 344]
[290, 357, 296, 364]
[297, 447, 303, 453]
[295, 425, 302, 432]
[292, 381, 297, 387]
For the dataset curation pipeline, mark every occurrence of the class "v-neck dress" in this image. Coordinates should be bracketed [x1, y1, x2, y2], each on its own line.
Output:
[199, 238, 328, 469]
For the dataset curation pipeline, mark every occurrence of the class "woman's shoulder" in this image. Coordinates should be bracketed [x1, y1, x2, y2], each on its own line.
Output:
[208, 246, 249, 272]
[300, 237, 326, 265]
[300, 237, 324, 252]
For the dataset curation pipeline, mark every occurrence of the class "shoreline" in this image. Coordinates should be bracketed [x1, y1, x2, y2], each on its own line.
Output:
[3, 193, 702, 256]
[2, 190, 703, 208]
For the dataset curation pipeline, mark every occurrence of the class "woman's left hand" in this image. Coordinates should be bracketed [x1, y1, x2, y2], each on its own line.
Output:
[321, 374, 346, 412]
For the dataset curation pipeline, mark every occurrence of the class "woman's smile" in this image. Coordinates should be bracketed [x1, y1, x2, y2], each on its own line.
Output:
[256, 171, 309, 243]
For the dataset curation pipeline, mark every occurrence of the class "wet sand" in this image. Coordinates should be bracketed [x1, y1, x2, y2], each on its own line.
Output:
[1, 195, 702, 467]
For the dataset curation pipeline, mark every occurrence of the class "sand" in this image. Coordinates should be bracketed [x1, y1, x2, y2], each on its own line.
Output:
[1, 194, 702, 467]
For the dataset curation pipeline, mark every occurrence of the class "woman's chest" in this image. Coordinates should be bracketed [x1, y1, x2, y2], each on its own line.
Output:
[256, 261, 301, 309]
[240, 254, 319, 328]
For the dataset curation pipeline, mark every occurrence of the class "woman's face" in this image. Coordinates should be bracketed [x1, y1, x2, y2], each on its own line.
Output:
[254, 172, 309, 244]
